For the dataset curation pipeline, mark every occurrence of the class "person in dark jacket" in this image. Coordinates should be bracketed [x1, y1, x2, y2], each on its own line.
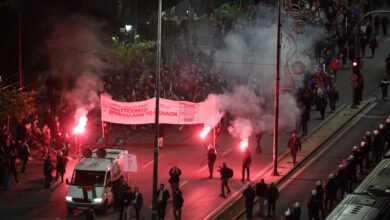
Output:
[169, 166, 182, 201]
[307, 190, 320, 220]
[372, 130, 382, 162]
[380, 78, 389, 100]
[219, 162, 231, 198]
[85, 206, 95, 220]
[382, 16, 388, 36]
[207, 145, 217, 179]
[44, 155, 54, 189]
[370, 36, 379, 57]
[285, 209, 293, 220]
[256, 179, 267, 217]
[112, 176, 126, 211]
[9, 147, 18, 184]
[132, 186, 143, 220]
[315, 181, 325, 219]
[266, 182, 279, 217]
[287, 132, 301, 165]
[19, 139, 30, 173]
[156, 183, 170, 220]
[243, 183, 256, 219]
[328, 85, 339, 112]
[385, 54, 390, 76]
[119, 186, 133, 220]
[363, 132, 372, 168]
[336, 164, 346, 200]
[55, 150, 67, 183]
[325, 173, 337, 211]
[241, 148, 252, 182]
[173, 189, 184, 220]
[291, 202, 301, 220]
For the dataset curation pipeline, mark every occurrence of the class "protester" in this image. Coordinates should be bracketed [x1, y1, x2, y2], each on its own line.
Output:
[219, 162, 232, 198]
[156, 183, 170, 220]
[207, 144, 217, 179]
[19, 139, 30, 173]
[120, 187, 134, 220]
[169, 166, 182, 201]
[132, 186, 143, 220]
[256, 179, 267, 217]
[266, 182, 279, 217]
[380, 78, 389, 100]
[243, 183, 256, 219]
[287, 132, 301, 165]
[369, 36, 378, 57]
[55, 150, 67, 183]
[43, 155, 54, 189]
[173, 189, 184, 220]
[241, 147, 252, 182]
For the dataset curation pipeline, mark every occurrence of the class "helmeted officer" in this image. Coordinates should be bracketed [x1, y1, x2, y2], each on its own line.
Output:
[325, 173, 337, 211]
[307, 189, 320, 220]
[315, 180, 325, 219]
[372, 130, 382, 162]
[336, 164, 346, 200]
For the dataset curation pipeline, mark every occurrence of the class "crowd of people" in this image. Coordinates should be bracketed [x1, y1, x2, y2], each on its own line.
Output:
[0, 108, 72, 191]
[281, 115, 390, 219]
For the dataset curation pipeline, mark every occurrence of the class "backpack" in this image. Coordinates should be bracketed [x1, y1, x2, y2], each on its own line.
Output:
[226, 167, 233, 179]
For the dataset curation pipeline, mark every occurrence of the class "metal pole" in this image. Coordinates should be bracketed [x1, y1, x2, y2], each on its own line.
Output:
[18, 11, 22, 95]
[272, 0, 282, 176]
[152, 0, 162, 219]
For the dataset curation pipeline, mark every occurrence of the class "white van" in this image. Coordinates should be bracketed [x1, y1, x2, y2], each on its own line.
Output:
[65, 148, 127, 213]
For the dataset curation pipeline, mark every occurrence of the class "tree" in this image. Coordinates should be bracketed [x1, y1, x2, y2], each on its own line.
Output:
[0, 87, 37, 123]
[108, 37, 155, 72]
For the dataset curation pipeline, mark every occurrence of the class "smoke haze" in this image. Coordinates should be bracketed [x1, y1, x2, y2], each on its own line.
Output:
[45, 14, 108, 119]
[203, 5, 326, 140]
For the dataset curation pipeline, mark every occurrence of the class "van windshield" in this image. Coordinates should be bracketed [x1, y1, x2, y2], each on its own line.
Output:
[71, 170, 106, 187]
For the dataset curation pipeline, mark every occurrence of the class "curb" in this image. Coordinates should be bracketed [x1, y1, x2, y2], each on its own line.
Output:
[207, 100, 372, 220]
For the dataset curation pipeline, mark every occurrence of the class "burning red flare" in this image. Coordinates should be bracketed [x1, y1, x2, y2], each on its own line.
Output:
[200, 126, 211, 139]
[240, 140, 248, 151]
[73, 116, 87, 134]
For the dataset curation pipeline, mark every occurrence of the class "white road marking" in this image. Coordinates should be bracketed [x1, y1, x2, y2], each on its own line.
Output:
[180, 180, 189, 188]
[142, 154, 165, 169]
[197, 165, 208, 173]
[222, 149, 232, 156]
[358, 114, 387, 119]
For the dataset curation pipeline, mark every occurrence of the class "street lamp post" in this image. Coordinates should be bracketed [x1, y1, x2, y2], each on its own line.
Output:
[152, 0, 162, 219]
[272, 0, 282, 176]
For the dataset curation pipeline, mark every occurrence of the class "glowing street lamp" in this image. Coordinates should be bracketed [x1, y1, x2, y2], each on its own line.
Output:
[125, 25, 132, 32]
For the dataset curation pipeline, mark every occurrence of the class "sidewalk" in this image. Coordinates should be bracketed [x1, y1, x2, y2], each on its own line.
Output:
[206, 100, 372, 220]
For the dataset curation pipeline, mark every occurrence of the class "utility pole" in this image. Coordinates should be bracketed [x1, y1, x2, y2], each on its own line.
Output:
[152, 0, 162, 219]
[272, 0, 282, 176]
[18, 11, 22, 95]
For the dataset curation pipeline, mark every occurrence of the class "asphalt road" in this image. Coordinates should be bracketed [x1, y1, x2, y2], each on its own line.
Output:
[1, 21, 390, 220]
